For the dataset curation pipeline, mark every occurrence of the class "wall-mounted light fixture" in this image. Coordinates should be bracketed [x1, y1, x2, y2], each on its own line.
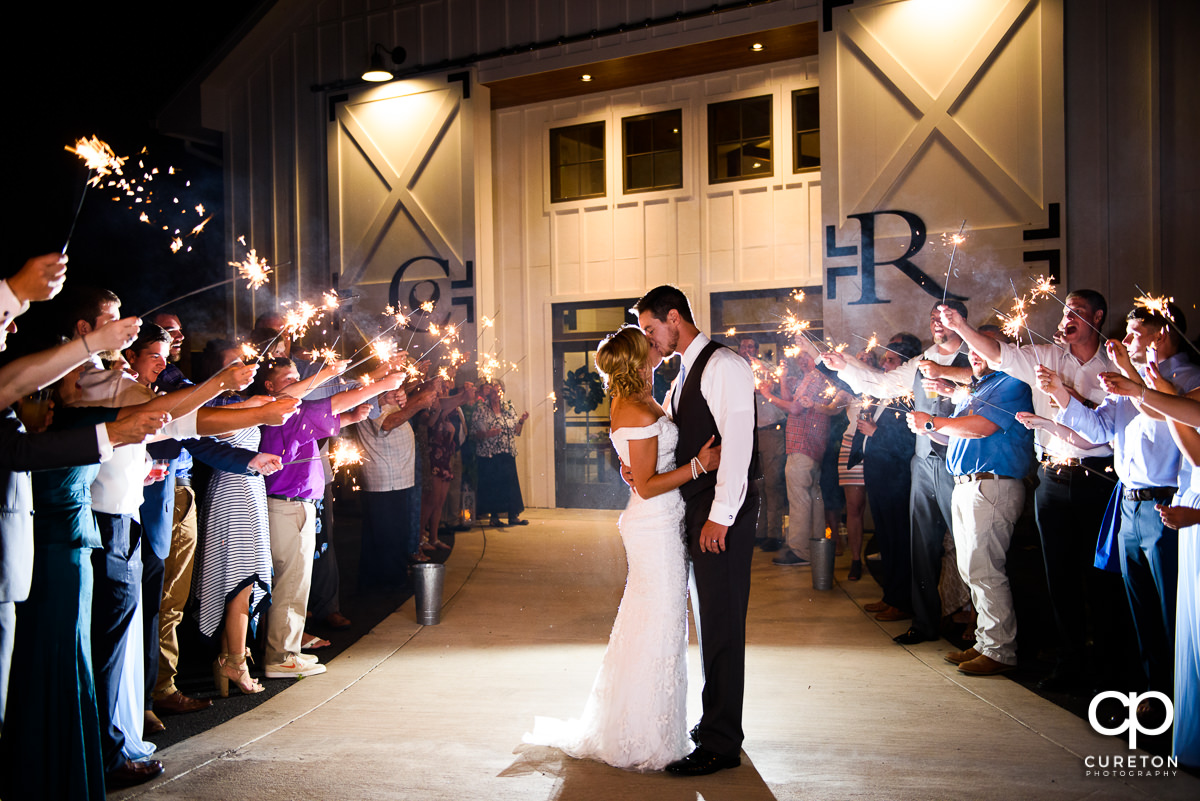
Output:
[362, 44, 407, 82]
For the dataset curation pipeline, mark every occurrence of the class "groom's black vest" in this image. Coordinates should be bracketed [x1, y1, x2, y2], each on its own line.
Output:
[673, 340, 760, 506]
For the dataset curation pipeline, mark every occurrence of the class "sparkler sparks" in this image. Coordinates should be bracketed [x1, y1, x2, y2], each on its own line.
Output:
[283, 301, 319, 339]
[1029, 275, 1056, 300]
[940, 220, 968, 304]
[229, 248, 272, 290]
[1133, 291, 1175, 320]
[240, 342, 260, 362]
[66, 136, 127, 186]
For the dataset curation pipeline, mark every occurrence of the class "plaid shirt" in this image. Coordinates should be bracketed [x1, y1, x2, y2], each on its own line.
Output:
[784, 370, 831, 459]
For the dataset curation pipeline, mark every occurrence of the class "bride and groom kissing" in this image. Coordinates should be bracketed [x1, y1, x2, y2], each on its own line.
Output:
[525, 285, 759, 775]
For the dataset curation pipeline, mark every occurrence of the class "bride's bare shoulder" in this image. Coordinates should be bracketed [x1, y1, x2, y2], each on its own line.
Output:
[610, 397, 662, 430]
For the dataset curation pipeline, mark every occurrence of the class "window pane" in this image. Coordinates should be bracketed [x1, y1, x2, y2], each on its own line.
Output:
[741, 97, 771, 139]
[714, 142, 740, 181]
[742, 145, 771, 177]
[559, 165, 579, 200]
[797, 131, 820, 170]
[627, 153, 654, 190]
[584, 161, 605, 196]
[555, 132, 578, 164]
[653, 111, 682, 151]
[625, 118, 653, 155]
[795, 90, 819, 131]
[655, 152, 682, 189]
[712, 104, 742, 143]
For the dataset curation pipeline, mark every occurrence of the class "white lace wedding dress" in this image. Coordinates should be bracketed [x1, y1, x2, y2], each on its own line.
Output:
[524, 416, 691, 771]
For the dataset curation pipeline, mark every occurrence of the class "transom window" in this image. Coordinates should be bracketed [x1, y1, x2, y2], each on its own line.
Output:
[708, 95, 772, 184]
[622, 109, 683, 194]
[550, 121, 606, 203]
[793, 88, 820, 172]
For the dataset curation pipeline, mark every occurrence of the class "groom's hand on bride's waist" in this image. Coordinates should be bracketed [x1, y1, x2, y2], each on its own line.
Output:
[700, 521, 729, 554]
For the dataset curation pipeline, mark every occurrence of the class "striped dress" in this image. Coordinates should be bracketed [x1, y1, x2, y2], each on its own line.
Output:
[192, 424, 272, 637]
[837, 398, 866, 486]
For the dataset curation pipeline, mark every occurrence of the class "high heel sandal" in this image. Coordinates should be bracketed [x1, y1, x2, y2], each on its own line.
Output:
[213, 647, 264, 697]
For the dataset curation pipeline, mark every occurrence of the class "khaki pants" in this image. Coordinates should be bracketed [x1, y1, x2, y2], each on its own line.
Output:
[784, 452, 824, 559]
[951, 476, 1023, 665]
[266, 498, 316, 663]
[153, 485, 198, 699]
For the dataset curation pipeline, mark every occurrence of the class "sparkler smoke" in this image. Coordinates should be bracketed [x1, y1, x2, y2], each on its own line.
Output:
[849, 332, 910, 361]
[940, 220, 968, 305]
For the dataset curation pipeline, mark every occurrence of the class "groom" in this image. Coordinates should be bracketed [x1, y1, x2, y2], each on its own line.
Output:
[635, 285, 759, 776]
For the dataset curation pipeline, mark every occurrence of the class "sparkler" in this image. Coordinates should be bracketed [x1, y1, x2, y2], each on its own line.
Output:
[1028, 277, 1107, 342]
[405, 300, 437, 350]
[281, 440, 366, 472]
[1133, 284, 1200, 357]
[990, 308, 1067, 353]
[62, 136, 129, 255]
[231, 248, 272, 290]
[940, 220, 968, 305]
[139, 277, 239, 318]
[1041, 454, 1117, 484]
[849, 332, 912, 361]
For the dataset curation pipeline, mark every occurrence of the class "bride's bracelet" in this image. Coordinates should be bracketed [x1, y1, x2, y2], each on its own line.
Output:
[690, 456, 708, 480]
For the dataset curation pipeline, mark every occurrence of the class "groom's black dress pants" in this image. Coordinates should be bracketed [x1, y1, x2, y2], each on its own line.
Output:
[685, 485, 758, 759]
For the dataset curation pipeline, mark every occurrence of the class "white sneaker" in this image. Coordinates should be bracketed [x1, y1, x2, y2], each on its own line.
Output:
[265, 653, 326, 678]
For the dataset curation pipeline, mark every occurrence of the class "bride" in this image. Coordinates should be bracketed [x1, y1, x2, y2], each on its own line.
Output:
[524, 325, 719, 771]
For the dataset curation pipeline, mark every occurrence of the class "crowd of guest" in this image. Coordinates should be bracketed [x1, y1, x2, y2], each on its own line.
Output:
[737, 288, 1198, 768]
[0, 253, 532, 798]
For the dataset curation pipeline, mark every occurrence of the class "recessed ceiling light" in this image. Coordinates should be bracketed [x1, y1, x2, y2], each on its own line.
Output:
[581, 74, 593, 82]
[750, 43, 764, 52]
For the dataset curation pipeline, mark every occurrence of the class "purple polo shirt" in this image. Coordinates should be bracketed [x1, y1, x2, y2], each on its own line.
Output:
[261, 397, 341, 500]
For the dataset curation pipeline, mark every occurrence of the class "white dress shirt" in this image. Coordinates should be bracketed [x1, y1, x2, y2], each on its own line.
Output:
[668, 333, 757, 527]
[0, 279, 29, 352]
[988, 340, 1114, 459]
[71, 362, 197, 519]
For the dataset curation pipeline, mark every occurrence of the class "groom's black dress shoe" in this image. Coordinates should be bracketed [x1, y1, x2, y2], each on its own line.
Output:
[893, 627, 935, 645]
[665, 747, 741, 776]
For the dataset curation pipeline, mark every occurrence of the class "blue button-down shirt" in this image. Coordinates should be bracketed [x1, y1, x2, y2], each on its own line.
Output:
[1058, 352, 1200, 490]
[946, 370, 1035, 479]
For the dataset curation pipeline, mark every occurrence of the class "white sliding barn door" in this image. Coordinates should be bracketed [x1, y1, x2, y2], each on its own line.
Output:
[328, 72, 478, 332]
[822, 0, 1065, 337]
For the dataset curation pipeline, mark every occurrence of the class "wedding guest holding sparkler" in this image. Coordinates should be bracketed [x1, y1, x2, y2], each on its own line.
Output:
[759, 346, 838, 566]
[62, 291, 263, 787]
[0, 286, 139, 729]
[473, 380, 530, 528]
[420, 378, 473, 553]
[136, 335, 294, 721]
[355, 380, 441, 584]
[0, 360, 169, 799]
[1045, 302, 1200, 699]
[857, 338, 921, 614]
[1099, 362, 1200, 768]
[254, 357, 404, 679]
[907, 328, 1035, 675]
[739, 336, 789, 553]
[837, 349, 878, 585]
[938, 291, 1122, 692]
[823, 301, 972, 645]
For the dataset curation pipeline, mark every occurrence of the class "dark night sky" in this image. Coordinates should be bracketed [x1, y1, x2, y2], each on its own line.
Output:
[4, 3, 260, 349]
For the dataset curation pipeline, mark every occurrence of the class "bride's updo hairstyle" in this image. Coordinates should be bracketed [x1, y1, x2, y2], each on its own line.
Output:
[596, 325, 649, 399]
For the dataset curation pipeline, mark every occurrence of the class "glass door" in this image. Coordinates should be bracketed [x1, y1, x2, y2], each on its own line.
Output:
[551, 300, 639, 509]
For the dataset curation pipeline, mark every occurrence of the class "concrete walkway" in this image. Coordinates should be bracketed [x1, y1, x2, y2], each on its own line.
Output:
[119, 509, 1197, 800]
